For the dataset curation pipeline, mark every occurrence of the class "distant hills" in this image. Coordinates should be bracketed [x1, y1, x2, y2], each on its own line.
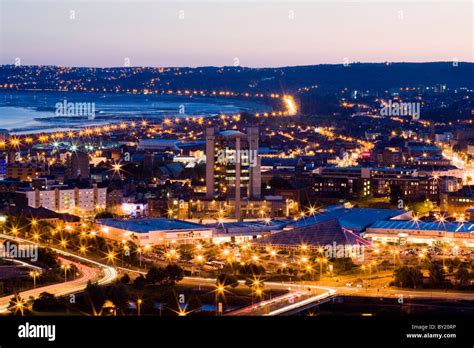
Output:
[1, 62, 473, 94]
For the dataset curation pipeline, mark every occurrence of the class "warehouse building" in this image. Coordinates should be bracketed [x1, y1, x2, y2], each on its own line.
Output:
[95, 218, 214, 246]
[364, 220, 474, 247]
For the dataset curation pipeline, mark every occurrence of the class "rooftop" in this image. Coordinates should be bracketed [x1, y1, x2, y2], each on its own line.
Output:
[289, 208, 408, 232]
[254, 219, 368, 247]
[207, 220, 287, 234]
[368, 220, 474, 233]
[408, 145, 441, 152]
[97, 218, 208, 233]
[8, 206, 80, 222]
[219, 130, 246, 138]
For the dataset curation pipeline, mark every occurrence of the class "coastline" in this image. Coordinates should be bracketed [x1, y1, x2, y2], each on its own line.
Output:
[0, 90, 272, 135]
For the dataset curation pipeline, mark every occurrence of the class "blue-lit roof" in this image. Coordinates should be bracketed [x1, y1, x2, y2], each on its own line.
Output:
[177, 141, 205, 148]
[290, 208, 407, 232]
[219, 130, 246, 138]
[255, 218, 368, 247]
[323, 166, 411, 172]
[408, 145, 441, 152]
[206, 220, 287, 231]
[368, 220, 474, 233]
[98, 218, 207, 233]
[140, 138, 179, 144]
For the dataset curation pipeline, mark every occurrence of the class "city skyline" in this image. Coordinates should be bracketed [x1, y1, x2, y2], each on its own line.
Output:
[1, 0, 473, 68]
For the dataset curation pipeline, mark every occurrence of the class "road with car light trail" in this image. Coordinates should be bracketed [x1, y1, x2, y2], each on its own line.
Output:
[0, 233, 118, 312]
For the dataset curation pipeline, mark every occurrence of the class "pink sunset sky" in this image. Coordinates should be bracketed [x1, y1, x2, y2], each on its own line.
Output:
[1, 0, 472, 67]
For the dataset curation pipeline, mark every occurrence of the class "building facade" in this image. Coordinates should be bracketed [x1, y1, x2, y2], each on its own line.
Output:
[6, 163, 48, 181]
[18, 184, 106, 215]
[205, 127, 261, 220]
[68, 152, 90, 179]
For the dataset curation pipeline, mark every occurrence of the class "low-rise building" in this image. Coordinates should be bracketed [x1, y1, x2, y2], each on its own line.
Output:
[440, 186, 474, 215]
[95, 218, 214, 246]
[106, 189, 124, 214]
[312, 166, 440, 200]
[17, 184, 107, 215]
[6, 163, 48, 181]
[364, 220, 474, 247]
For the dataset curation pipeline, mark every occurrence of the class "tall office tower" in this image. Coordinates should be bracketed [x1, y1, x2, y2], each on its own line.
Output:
[68, 152, 90, 179]
[205, 127, 261, 220]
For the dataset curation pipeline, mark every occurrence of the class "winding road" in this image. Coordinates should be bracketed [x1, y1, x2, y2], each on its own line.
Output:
[0, 234, 118, 313]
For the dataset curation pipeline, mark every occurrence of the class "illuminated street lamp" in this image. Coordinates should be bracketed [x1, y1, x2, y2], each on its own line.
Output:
[316, 257, 327, 281]
[370, 260, 376, 271]
[137, 298, 143, 316]
[106, 251, 117, 264]
[111, 162, 123, 180]
[137, 247, 143, 268]
[59, 239, 68, 249]
[122, 245, 129, 267]
[12, 295, 26, 316]
[305, 264, 314, 280]
[195, 254, 204, 264]
[442, 248, 448, 269]
[367, 261, 376, 287]
[252, 278, 262, 288]
[254, 288, 263, 299]
[9, 137, 21, 149]
[29, 271, 40, 288]
[418, 252, 426, 262]
[11, 227, 19, 236]
[391, 249, 400, 271]
[79, 245, 88, 255]
[250, 278, 263, 306]
[214, 283, 227, 316]
[60, 264, 71, 282]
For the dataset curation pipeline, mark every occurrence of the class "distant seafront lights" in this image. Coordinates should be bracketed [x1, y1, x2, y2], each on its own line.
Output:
[283, 95, 297, 116]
